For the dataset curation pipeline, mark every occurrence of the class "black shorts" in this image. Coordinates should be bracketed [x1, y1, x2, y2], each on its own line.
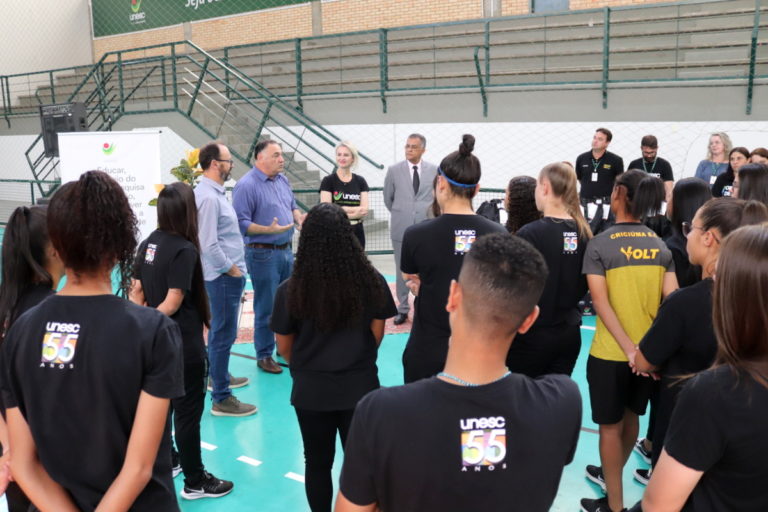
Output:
[587, 355, 653, 425]
[506, 323, 581, 378]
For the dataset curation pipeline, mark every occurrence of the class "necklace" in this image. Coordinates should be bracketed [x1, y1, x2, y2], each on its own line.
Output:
[437, 369, 511, 387]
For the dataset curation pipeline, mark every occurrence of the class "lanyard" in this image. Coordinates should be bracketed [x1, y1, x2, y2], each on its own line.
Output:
[592, 158, 601, 173]
[643, 159, 657, 174]
[711, 161, 721, 177]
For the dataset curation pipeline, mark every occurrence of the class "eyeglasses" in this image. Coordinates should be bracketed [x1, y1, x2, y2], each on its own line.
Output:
[214, 158, 234, 165]
[682, 222, 720, 243]
[404, 144, 423, 150]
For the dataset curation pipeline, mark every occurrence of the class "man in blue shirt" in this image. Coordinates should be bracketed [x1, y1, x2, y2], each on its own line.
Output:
[233, 140, 305, 374]
[195, 142, 257, 417]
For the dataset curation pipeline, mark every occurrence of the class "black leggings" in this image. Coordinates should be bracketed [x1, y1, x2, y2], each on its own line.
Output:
[173, 360, 207, 485]
[294, 408, 355, 512]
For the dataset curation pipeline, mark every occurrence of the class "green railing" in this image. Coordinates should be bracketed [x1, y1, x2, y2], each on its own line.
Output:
[1, 0, 765, 123]
[215, 0, 766, 116]
[21, 40, 384, 198]
[0, 179, 60, 208]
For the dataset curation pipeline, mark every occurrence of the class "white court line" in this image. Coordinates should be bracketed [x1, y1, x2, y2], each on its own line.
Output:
[200, 441, 218, 451]
[285, 472, 305, 483]
[580, 326, 596, 331]
[237, 455, 263, 467]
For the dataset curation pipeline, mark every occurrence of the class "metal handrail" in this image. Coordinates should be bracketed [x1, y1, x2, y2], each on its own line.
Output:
[2, 0, 766, 122]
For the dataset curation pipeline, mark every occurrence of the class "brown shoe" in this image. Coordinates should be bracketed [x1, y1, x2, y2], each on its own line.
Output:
[257, 357, 283, 374]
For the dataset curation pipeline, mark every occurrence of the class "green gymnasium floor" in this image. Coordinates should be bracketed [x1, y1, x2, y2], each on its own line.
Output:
[181, 314, 650, 512]
[0, 224, 648, 511]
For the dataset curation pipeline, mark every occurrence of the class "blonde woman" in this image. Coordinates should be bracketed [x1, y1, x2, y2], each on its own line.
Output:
[694, 132, 732, 184]
[320, 141, 369, 248]
[507, 162, 592, 377]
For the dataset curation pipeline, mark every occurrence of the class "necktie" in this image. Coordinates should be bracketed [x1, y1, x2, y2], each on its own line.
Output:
[412, 165, 419, 195]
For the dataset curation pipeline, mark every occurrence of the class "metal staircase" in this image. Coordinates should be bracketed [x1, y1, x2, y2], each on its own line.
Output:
[24, 40, 384, 205]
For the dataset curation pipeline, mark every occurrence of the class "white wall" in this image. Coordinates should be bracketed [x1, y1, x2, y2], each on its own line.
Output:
[1, 0, 92, 76]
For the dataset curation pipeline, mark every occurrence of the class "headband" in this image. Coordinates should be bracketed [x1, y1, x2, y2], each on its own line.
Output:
[438, 167, 478, 189]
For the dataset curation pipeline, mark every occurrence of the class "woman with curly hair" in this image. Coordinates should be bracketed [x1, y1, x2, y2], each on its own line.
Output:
[505, 175, 541, 233]
[270, 202, 396, 512]
[0, 171, 183, 511]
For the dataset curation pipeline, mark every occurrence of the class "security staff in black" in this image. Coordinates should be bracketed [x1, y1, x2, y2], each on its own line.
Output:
[576, 128, 624, 206]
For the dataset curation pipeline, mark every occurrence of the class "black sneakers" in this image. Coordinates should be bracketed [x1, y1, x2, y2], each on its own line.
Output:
[181, 471, 234, 500]
[633, 438, 652, 464]
[633, 467, 651, 486]
[171, 448, 182, 478]
[585, 464, 607, 492]
[580, 497, 627, 512]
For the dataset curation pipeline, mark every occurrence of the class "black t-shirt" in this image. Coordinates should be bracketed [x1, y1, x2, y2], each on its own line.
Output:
[628, 157, 674, 181]
[134, 230, 206, 365]
[665, 366, 768, 512]
[576, 150, 624, 201]
[270, 273, 396, 411]
[516, 217, 587, 327]
[11, 283, 54, 326]
[664, 233, 702, 287]
[319, 173, 369, 210]
[638, 278, 716, 466]
[339, 373, 581, 511]
[0, 283, 55, 418]
[712, 171, 735, 198]
[0, 295, 184, 511]
[400, 214, 507, 366]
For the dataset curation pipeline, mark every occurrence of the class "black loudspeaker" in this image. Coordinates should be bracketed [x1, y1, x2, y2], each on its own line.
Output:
[39, 103, 88, 158]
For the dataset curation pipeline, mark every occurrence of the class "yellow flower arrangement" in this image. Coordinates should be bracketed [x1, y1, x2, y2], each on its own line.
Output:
[149, 148, 203, 206]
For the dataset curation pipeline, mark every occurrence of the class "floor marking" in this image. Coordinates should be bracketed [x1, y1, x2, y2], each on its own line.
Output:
[236, 455, 262, 467]
[200, 441, 218, 451]
[285, 472, 305, 483]
[580, 325, 596, 331]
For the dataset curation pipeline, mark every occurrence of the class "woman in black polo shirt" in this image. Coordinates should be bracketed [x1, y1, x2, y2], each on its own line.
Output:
[270, 202, 396, 512]
[320, 141, 369, 248]
[131, 182, 232, 500]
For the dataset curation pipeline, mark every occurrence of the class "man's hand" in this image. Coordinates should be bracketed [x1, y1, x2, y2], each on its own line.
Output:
[270, 217, 294, 234]
[227, 265, 243, 277]
[404, 274, 421, 296]
[294, 212, 306, 231]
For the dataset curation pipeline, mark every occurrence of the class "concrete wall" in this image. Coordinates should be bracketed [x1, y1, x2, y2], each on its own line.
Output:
[2, 0, 92, 75]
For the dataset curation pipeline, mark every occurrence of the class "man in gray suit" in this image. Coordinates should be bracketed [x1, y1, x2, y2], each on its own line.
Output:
[383, 133, 438, 325]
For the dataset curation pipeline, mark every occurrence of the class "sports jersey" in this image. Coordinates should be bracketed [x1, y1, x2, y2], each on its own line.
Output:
[582, 222, 674, 361]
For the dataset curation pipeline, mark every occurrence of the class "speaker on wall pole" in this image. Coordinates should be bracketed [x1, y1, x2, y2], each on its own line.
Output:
[39, 103, 88, 158]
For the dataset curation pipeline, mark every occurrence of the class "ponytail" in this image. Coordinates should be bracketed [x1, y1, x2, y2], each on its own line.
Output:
[615, 170, 664, 222]
[540, 162, 593, 240]
[0, 206, 52, 340]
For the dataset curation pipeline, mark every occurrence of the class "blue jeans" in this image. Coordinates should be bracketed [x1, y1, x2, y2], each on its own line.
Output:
[204, 273, 245, 403]
[245, 246, 293, 360]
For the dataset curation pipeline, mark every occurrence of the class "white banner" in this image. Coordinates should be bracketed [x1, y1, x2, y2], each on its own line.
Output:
[58, 131, 161, 243]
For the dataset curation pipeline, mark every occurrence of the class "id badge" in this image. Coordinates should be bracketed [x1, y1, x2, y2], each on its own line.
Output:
[587, 203, 598, 219]
[710, 175, 717, 185]
[591, 173, 598, 182]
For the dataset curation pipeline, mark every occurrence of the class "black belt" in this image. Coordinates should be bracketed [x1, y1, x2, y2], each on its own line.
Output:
[247, 242, 290, 250]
